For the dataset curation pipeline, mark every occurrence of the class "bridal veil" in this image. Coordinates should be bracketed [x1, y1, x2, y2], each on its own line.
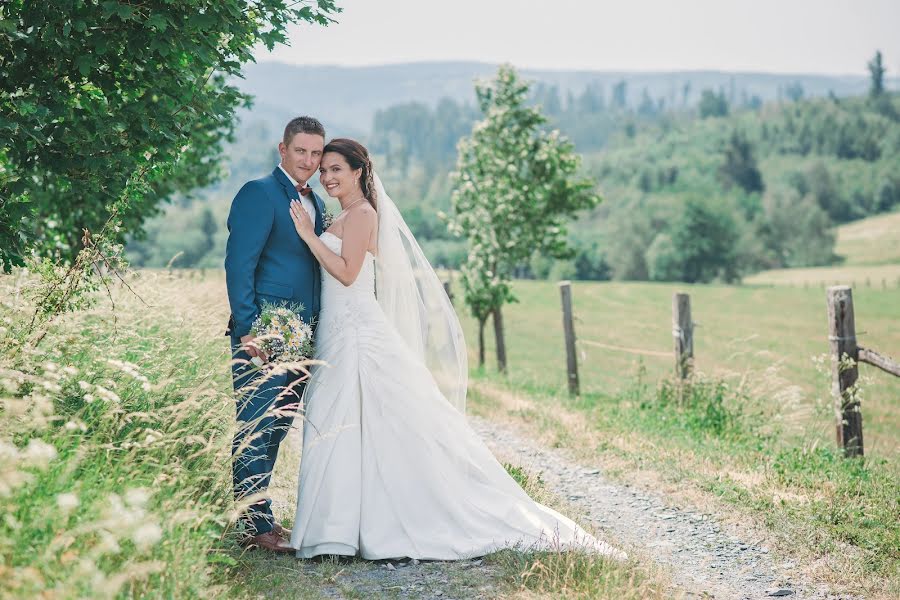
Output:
[372, 174, 468, 413]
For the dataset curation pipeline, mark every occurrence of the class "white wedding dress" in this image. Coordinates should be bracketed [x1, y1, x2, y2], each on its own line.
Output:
[289, 231, 624, 561]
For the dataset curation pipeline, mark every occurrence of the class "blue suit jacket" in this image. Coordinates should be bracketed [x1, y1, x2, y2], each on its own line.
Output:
[225, 166, 325, 338]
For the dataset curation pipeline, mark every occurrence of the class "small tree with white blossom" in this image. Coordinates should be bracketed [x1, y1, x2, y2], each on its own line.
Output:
[449, 65, 600, 372]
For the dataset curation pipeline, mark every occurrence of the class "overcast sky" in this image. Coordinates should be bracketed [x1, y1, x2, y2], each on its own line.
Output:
[256, 0, 900, 76]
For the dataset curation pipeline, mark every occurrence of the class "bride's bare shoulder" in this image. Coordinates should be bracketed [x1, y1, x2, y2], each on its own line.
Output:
[347, 203, 377, 226]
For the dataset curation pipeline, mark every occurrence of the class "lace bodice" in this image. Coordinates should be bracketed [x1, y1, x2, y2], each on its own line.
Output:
[317, 232, 379, 341]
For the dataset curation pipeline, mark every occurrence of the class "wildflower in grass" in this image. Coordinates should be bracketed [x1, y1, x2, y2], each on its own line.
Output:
[56, 492, 79, 513]
[125, 488, 151, 508]
[132, 523, 163, 550]
[94, 385, 120, 403]
[107, 359, 151, 390]
[98, 531, 121, 554]
[143, 430, 162, 445]
[41, 380, 62, 393]
[23, 439, 57, 468]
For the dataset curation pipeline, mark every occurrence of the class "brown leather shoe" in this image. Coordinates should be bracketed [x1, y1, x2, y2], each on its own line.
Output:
[241, 530, 293, 554]
[273, 522, 292, 540]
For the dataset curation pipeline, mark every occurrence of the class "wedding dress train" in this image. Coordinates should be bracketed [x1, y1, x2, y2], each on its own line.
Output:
[290, 231, 624, 561]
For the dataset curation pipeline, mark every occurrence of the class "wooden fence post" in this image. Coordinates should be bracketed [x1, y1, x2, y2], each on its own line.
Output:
[559, 281, 579, 396]
[672, 293, 694, 380]
[443, 280, 453, 304]
[826, 286, 864, 457]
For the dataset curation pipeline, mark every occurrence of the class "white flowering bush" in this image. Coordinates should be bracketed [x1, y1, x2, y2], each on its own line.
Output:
[448, 65, 600, 369]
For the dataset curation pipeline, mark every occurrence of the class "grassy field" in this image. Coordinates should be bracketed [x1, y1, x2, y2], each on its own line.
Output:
[835, 210, 900, 266]
[3, 264, 896, 597]
[743, 263, 900, 287]
[745, 209, 900, 286]
[453, 277, 899, 596]
[0, 269, 236, 598]
[455, 278, 900, 457]
[0, 270, 670, 599]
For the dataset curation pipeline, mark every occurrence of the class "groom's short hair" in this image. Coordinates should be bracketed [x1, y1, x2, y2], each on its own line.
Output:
[283, 116, 325, 144]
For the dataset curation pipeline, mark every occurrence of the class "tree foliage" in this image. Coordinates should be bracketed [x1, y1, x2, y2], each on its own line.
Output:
[868, 50, 885, 98]
[646, 197, 740, 283]
[448, 65, 600, 369]
[719, 130, 764, 194]
[0, 0, 339, 271]
[698, 89, 729, 118]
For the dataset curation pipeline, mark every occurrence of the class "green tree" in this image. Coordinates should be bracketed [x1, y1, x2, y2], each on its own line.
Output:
[449, 65, 600, 372]
[646, 197, 740, 283]
[868, 50, 885, 98]
[0, 0, 339, 271]
[612, 80, 628, 110]
[719, 130, 764, 193]
[698, 89, 729, 118]
[784, 81, 805, 102]
[758, 188, 836, 268]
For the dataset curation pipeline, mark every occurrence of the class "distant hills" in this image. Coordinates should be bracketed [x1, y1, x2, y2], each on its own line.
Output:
[236, 60, 899, 133]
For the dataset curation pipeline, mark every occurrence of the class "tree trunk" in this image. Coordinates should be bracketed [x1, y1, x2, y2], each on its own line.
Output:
[477, 316, 486, 368]
[492, 306, 507, 373]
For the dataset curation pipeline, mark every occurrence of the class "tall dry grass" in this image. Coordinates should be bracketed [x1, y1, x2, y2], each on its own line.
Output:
[0, 269, 238, 598]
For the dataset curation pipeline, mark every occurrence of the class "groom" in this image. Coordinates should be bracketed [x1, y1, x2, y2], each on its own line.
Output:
[225, 116, 327, 553]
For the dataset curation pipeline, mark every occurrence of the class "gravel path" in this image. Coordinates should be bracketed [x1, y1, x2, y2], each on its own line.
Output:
[267, 412, 860, 599]
[469, 415, 861, 600]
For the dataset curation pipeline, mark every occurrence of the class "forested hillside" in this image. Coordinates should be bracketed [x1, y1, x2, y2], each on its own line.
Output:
[128, 60, 900, 282]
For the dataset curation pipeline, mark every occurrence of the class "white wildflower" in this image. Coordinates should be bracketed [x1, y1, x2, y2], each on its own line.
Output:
[57, 492, 79, 512]
[41, 381, 62, 393]
[125, 488, 151, 508]
[132, 523, 163, 550]
[0, 441, 19, 461]
[97, 530, 121, 554]
[23, 439, 57, 468]
[95, 385, 120, 403]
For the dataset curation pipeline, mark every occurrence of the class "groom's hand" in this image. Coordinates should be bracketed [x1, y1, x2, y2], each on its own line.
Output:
[240, 334, 267, 363]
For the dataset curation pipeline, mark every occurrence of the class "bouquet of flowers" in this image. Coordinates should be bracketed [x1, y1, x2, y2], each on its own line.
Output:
[248, 302, 314, 367]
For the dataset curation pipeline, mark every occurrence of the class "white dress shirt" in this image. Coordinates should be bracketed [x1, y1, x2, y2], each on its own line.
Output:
[278, 164, 316, 222]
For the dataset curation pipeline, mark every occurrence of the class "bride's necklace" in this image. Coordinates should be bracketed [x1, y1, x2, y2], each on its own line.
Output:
[338, 196, 366, 215]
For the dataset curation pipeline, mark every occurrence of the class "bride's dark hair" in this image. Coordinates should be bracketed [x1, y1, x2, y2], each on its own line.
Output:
[323, 138, 377, 210]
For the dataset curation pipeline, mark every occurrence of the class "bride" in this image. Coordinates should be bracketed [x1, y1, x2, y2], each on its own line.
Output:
[286, 138, 624, 561]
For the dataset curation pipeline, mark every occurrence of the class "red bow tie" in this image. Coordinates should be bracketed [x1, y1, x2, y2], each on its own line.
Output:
[295, 184, 312, 197]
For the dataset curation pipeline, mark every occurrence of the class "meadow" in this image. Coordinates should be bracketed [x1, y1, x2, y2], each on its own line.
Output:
[454, 274, 898, 596]
[0, 271, 669, 599]
[745, 211, 900, 287]
[455, 278, 900, 457]
[2, 258, 896, 597]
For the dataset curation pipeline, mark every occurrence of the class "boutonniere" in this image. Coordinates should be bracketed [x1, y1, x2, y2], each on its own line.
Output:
[322, 209, 335, 230]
